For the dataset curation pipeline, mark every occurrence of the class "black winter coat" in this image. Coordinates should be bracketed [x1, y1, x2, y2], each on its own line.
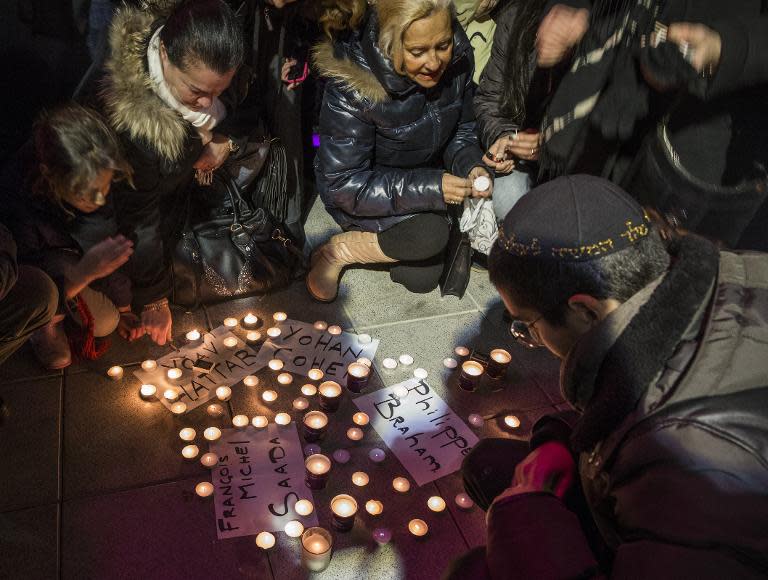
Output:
[312, 11, 484, 233]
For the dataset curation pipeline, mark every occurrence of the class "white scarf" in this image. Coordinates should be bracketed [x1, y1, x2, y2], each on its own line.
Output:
[147, 26, 226, 145]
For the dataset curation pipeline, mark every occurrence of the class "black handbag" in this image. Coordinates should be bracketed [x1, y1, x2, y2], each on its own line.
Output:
[439, 207, 472, 298]
[172, 171, 305, 308]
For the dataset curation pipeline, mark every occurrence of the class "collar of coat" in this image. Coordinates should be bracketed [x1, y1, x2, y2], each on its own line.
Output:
[560, 234, 721, 453]
[100, 0, 190, 163]
[311, 10, 472, 104]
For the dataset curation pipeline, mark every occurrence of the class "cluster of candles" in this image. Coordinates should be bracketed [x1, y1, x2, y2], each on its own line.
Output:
[453, 348, 512, 391]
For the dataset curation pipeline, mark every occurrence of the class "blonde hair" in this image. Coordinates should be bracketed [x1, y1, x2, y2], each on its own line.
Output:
[377, 0, 453, 74]
[318, 0, 368, 39]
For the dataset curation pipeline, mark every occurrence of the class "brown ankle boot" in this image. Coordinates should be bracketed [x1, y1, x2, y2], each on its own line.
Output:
[31, 320, 72, 370]
[306, 231, 396, 302]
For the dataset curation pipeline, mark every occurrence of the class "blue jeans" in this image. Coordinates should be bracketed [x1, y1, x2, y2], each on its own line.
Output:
[492, 170, 532, 221]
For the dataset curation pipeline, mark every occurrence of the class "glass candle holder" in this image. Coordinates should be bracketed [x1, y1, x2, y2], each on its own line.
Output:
[459, 361, 484, 391]
[318, 381, 342, 412]
[346, 362, 370, 393]
[305, 454, 332, 490]
[301, 527, 333, 573]
[241, 313, 260, 330]
[330, 494, 358, 532]
[487, 349, 511, 379]
[303, 411, 328, 442]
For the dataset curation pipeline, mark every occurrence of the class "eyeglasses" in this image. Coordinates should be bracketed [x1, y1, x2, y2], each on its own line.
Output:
[509, 304, 560, 349]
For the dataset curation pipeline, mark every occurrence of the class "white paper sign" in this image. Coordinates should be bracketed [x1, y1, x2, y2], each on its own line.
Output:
[209, 424, 318, 539]
[354, 379, 479, 486]
[132, 326, 265, 412]
[254, 319, 379, 380]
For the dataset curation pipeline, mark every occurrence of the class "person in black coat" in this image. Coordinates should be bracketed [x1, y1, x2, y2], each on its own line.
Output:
[307, 0, 489, 301]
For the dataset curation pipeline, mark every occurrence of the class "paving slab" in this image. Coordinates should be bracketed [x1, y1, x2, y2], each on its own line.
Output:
[61, 476, 273, 580]
[0, 503, 58, 580]
[0, 377, 60, 512]
[304, 196, 342, 252]
[0, 342, 62, 384]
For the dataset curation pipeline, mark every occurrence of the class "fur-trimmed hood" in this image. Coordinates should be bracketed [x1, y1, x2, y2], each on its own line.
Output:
[100, 1, 189, 163]
[311, 10, 472, 104]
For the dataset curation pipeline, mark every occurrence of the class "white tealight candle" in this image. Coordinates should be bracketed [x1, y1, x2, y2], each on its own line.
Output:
[203, 427, 222, 441]
[182, 444, 199, 459]
[356, 357, 372, 368]
[245, 330, 261, 345]
[454, 346, 470, 357]
[304, 444, 321, 456]
[223, 317, 238, 328]
[372, 528, 392, 545]
[252, 415, 268, 428]
[215, 386, 232, 401]
[352, 471, 369, 487]
[327, 325, 342, 335]
[242, 313, 260, 329]
[185, 329, 201, 342]
[268, 358, 284, 371]
[232, 414, 249, 428]
[313, 320, 328, 331]
[243, 375, 259, 387]
[504, 414, 521, 429]
[307, 368, 324, 381]
[262, 390, 278, 403]
[352, 412, 369, 426]
[277, 373, 293, 385]
[346, 427, 364, 442]
[284, 520, 304, 538]
[171, 402, 187, 415]
[392, 477, 411, 493]
[301, 528, 333, 572]
[331, 494, 357, 519]
[195, 482, 214, 498]
[200, 452, 218, 468]
[139, 384, 157, 400]
[141, 359, 157, 372]
[179, 427, 196, 441]
[163, 388, 179, 402]
[382, 358, 398, 370]
[293, 397, 309, 411]
[408, 519, 428, 537]
[166, 368, 183, 381]
[365, 500, 384, 516]
[273, 311, 288, 322]
[223, 336, 238, 349]
[414, 367, 428, 379]
[294, 499, 314, 516]
[332, 449, 351, 464]
[266, 327, 281, 338]
[107, 366, 123, 381]
[468, 413, 484, 428]
[255, 531, 275, 550]
[455, 493, 474, 509]
[393, 385, 409, 399]
[301, 384, 317, 396]
[275, 412, 291, 425]
[428, 496, 447, 512]
[369, 448, 386, 463]
[473, 175, 491, 192]
[206, 403, 224, 418]
[443, 357, 458, 369]
[358, 334, 372, 344]
[398, 354, 414, 366]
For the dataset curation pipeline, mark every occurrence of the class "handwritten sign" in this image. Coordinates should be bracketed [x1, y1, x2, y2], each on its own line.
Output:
[133, 326, 264, 413]
[254, 319, 379, 380]
[209, 424, 318, 539]
[354, 379, 479, 486]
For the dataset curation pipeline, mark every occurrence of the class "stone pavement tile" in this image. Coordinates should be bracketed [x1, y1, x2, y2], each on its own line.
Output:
[0, 342, 62, 384]
[0, 503, 58, 580]
[63, 369, 233, 499]
[0, 377, 60, 512]
[257, 281, 354, 331]
[304, 195, 342, 252]
[464, 268, 499, 314]
[61, 476, 273, 580]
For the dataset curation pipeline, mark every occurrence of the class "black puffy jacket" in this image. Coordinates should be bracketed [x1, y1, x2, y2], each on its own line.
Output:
[312, 11, 484, 233]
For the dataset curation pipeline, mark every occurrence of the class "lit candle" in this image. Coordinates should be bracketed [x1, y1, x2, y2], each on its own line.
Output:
[166, 368, 183, 381]
[274, 412, 291, 426]
[346, 427, 364, 442]
[318, 381, 342, 412]
[305, 454, 331, 490]
[468, 413, 484, 428]
[107, 366, 123, 381]
[206, 403, 224, 418]
[252, 415, 268, 428]
[232, 414, 249, 428]
[443, 357, 458, 369]
[358, 334, 372, 344]
[195, 482, 214, 497]
[301, 527, 333, 572]
[255, 531, 275, 550]
[301, 384, 317, 396]
[313, 320, 328, 331]
[368, 448, 386, 463]
[365, 500, 384, 516]
[266, 327, 281, 338]
[200, 452, 218, 468]
[243, 375, 259, 387]
[504, 414, 521, 429]
[398, 354, 414, 366]
[294, 499, 314, 516]
[427, 496, 447, 512]
[215, 386, 232, 401]
[268, 358, 284, 371]
[293, 397, 309, 411]
[171, 402, 187, 415]
[181, 444, 199, 459]
[163, 388, 179, 402]
[223, 317, 238, 328]
[352, 471, 369, 487]
[393, 385, 409, 399]
[330, 494, 358, 532]
[333, 449, 350, 464]
[179, 427, 196, 441]
[262, 390, 278, 403]
[139, 384, 157, 400]
[245, 331, 261, 345]
[284, 520, 304, 538]
[141, 359, 157, 372]
[241, 313, 260, 330]
[392, 477, 410, 493]
[382, 358, 398, 370]
[203, 427, 222, 441]
[408, 519, 428, 537]
[455, 493, 474, 509]
[277, 372, 293, 385]
[459, 360, 484, 391]
[185, 329, 201, 342]
[346, 362, 370, 393]
[352, 412, 369, 426]
[273, 311, 288, 322]
[454, 346, 470, 357]
[307, 368, 324, 381]
[223, 336, 238, 349]
[487, 348, 512, 379]
[327, 325, 342, 335]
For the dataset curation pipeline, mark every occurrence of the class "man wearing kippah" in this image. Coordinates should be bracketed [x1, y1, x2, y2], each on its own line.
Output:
[446, 175, 768, 579]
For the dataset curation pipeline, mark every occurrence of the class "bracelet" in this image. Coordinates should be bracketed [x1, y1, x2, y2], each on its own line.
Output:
[142, 298, 169, 312]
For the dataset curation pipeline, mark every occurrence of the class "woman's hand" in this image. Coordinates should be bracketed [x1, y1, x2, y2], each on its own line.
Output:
[468, 166, 494, 199]
[281, 58, 305, 91]
[483, 135, 516, 174]
[67, 236, 133, 299]
[193, 133, 231, 172]
[505, 131, 541, 162]
[536, 5, 590, 67]
[117, 309, 144, 342]
[141, 300, 172, 345]
[442, 173, 473, 205]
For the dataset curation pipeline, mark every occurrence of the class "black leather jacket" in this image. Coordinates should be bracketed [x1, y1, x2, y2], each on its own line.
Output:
[313, 11, 484, 233]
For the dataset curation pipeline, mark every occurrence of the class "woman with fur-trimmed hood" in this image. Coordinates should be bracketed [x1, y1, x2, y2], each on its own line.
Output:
[79, 0, 247, 345]
[306, 0, 488, 302]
